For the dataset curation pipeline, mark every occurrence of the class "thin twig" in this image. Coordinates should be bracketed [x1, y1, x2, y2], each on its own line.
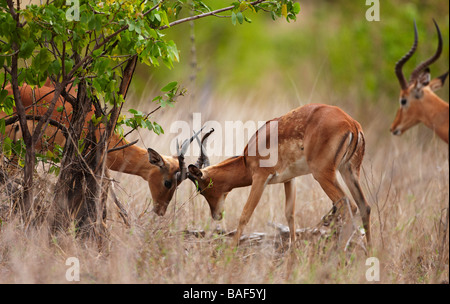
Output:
[158, 0, 265, 30]
[3, 115, 69, 138]
[107, 139, 139, 153]
[0, 49, 19, 57]
[121, 106, 161, 140]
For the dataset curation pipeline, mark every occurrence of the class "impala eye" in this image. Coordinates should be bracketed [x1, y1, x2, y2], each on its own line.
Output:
[164, 180, 172, 189]
[400, 98, 407, 106]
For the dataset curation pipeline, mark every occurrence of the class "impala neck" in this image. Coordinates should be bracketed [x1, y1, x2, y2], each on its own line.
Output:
[422, 92, 449, 143]
[106, 134, 154, 179]
[205, 156, 253, 192]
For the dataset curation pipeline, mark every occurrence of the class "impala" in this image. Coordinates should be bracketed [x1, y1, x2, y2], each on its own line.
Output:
[391, 20, 449, 143]
[187, 104, 371, 247]
[0, 80, 198, 216]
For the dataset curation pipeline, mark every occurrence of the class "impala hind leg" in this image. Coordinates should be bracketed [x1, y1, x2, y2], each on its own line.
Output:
[312, 170, 357, 217]
[340, 166, 371, 247]
[312, 169, 357, 247]
[284, 179, 296, 245]
[233, 174, 270, 247]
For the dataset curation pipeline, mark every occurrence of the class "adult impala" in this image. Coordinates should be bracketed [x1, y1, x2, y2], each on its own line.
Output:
[187, 104, 371, 247]
[1, 81, 197, 216]
[390, 20, 449, 143]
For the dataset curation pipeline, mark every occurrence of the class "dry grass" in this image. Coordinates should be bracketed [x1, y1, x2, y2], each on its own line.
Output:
[0, 85, 448, 284]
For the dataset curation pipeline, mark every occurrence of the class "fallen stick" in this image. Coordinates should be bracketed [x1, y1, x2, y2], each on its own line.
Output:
[109, 181, 130, 227]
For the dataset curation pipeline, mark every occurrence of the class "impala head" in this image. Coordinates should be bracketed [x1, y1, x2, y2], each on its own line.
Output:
[188, 163, 228, 221]
[391, 20, 449, 136]
[146, 149, 181, 216]
[148, 128, 205, 216]
[186, 128, 226, 220]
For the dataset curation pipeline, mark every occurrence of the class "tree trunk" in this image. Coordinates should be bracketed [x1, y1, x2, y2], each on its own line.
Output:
[51, 56, 137, 244]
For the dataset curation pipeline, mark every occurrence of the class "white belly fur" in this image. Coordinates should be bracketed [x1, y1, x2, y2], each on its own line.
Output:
[269, 156, 310, 184]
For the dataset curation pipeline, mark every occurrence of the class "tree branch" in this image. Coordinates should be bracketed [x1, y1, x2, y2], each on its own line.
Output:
[158, 0, 266, 30]
[107, 139, 139, 153]
[143, 0, 166, 17]
[4, 115, 69, 139]
[0, 50, 19, 57]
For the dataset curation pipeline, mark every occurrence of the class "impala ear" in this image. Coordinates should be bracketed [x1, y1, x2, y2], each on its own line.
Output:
[188, 164, 203, 178]
[148, 148, 165, 168]
[429, 71, 449, 92]
[415, 68, 431, 90]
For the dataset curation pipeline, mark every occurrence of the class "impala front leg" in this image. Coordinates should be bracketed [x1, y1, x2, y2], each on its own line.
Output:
[233, 174, 271, 247]
[284, 179, 296, 245]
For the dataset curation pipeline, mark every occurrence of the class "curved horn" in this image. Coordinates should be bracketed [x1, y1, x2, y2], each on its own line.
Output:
[395, 20, 418, 90]
[410, 19, 443, 83]
[194, 128, 214, 169]
[176, 127, 205, 183]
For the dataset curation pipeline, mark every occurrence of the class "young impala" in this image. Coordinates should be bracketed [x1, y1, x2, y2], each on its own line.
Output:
[1, 80, 197, 216]
[187, 104, 371, 247]
[391, 20, 449, 143]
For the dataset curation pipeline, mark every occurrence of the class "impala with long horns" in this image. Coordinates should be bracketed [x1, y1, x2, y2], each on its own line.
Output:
[187, 104, 371, 247]
[0, 81, 200, 216]
[391, 20, 449, 143]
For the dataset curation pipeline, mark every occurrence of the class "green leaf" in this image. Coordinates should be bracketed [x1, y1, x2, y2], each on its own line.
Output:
[144, 120, 154, 131]
[161, 81, 178, 92]
[41, 30, 52, 41]
[88, 14, 96, 31]
[49, 166, 60, 176]
[270, 10, 276, 21]
[167, 40, 179, 62]
[94, 59, 109, 76]
[46, 150, 54, 158]
[2, 96, 14, 115]
[33, 48, 52, 73]
[87, 13, 102, 31]
[94, 14, 103, 31]
[78, 139, 86, 153]
[92, 49, 103, 57]
[236, 12, 244, 24]
[127, 19, 135, 32]
[19, 39, 35, 59]
[231, 11, 237, 25]
[48, 60, 61, 76]
[152, 122, 164, 135]
[160, 11, 170, 27]
[2, 137, 12, 158]
[0, 118, 5, 135]
[64, 59, 74, 74]
[0, 89, 8, 104]
[293, 2, 301, 14]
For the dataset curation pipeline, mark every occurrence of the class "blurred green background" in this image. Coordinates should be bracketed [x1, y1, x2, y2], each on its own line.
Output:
[132, 0, 449, 120]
